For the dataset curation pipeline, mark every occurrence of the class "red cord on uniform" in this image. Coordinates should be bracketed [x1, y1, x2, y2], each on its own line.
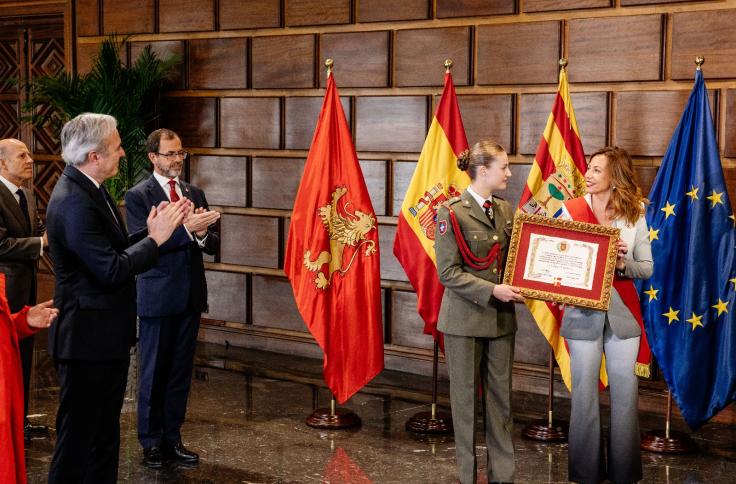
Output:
[447, 208, 501, 271]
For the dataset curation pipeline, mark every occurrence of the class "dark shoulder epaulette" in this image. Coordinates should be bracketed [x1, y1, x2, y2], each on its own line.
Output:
[492, 194, 506, 202]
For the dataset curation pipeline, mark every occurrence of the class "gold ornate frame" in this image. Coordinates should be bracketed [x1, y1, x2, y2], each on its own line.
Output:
[503, 212, 621, 310]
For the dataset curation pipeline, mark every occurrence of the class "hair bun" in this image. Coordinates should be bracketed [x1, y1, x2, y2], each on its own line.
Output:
[456, 149, 470, 171]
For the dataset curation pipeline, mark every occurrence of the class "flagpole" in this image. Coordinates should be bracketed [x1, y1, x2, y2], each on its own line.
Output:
[405, 340, 453, 434]
[404, 58, 457, 436]
[641, 55, 707, 454]
[306, 395, 362, 429]
[521, 345, 567, 442]
[640, 389, 696, 453]
[521, 58, 577, 443]
[302, 58, 364, 431]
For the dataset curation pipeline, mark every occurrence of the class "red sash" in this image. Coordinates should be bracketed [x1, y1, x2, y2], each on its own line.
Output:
[564, 198, 652, 378]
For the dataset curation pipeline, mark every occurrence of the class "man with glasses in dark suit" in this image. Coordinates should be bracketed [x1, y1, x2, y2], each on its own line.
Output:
[125, 129, 219, 468]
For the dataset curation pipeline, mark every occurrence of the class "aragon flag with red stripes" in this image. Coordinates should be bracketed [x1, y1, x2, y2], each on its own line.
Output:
[393, 67, 469, 346]
[517, 62, 590, 390]
[284, 69, 384, 404]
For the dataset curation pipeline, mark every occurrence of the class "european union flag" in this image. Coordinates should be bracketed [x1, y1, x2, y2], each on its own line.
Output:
[641, 67, 736, 430]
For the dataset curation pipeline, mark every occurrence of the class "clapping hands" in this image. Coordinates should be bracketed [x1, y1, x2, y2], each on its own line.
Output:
[183, 205, 220, 237]
[146, 198, 190, 246]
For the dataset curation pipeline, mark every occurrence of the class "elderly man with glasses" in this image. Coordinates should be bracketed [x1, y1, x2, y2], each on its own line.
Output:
[124, 128, 220, 469]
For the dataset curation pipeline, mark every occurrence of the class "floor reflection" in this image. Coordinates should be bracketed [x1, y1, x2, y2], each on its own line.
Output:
[23, 343, 736, 483]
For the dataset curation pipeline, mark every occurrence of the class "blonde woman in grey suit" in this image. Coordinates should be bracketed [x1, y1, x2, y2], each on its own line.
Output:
[435, 141, 525, 484]
[557, 146, 653, 484]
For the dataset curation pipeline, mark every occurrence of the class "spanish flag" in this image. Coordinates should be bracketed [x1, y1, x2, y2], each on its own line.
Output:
[517, 63, 590, 390]
[393, 69, 469, 345]
[284, 70, 384, 404]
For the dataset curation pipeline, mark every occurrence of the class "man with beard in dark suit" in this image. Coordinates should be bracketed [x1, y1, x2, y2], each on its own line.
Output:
[125, 129, 219, 468]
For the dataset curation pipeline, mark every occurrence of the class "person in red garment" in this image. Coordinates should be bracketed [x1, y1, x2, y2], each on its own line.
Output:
[0, 273, 58, 484]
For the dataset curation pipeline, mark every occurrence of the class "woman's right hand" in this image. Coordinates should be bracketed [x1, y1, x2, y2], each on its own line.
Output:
[492, 284, 525, 303]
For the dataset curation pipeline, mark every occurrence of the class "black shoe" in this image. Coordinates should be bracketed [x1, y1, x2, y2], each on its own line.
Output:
[142, 446, 164, 469]
[24, 422, 49, 441]
[164, 442, 199, 464]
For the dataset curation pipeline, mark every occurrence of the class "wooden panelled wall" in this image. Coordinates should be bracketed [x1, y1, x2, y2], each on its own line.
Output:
[73, 0, 736, 390]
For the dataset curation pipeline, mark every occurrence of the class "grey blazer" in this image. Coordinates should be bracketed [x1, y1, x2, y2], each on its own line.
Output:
[561, 211, 653, 341]
[435, 190, 517, 338]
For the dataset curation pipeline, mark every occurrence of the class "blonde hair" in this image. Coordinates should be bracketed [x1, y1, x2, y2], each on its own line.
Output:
[457, 140, 506, 180]
[589, 146, 648, 225]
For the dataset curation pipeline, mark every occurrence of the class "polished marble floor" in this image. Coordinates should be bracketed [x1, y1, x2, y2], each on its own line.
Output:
[23, 343, 735, 483]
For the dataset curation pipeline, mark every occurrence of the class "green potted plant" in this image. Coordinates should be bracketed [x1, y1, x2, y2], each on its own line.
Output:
[25, 36, 179, 201]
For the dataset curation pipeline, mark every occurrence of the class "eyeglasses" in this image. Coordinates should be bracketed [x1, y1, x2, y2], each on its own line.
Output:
[155, 150, 189, 159]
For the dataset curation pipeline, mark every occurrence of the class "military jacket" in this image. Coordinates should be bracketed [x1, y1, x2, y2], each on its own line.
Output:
[435, 189, 517, 338]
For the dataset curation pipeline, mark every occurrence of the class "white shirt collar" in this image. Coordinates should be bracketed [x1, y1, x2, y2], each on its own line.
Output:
[466, 185, 493, 210]
[0, 174, 20, 195]
[153, 171, 179, 189]
[74, 166, 101, 189]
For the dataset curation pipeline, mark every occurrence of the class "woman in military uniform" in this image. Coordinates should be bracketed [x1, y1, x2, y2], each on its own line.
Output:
[435, 140, 524, 484]
[557, 146, 653, 484]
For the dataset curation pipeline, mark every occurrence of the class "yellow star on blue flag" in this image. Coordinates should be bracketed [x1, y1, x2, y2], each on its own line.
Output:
[661, 202, 676, 219]
[685, 185, 699, 202]
[644, 285, 658, 302]
[648, 227, 659, 242]
[712, 299, 728, 317]
[706, 190, 724, 208]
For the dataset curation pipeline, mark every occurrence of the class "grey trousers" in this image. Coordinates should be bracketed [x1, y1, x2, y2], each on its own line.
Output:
[445, 333, 515, 484]
[567, 322, 642, 484]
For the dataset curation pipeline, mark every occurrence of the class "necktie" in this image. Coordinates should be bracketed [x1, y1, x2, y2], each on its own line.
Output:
[100, 185, 122, 230]
[483, 199, 494, 222]
[16, 188, 30, 229]
[168, 179, 180, 202]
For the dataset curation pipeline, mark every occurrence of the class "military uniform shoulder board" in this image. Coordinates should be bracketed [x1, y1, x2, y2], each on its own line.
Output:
[438, 197, 461, 236]
[492, 194, 506, 202]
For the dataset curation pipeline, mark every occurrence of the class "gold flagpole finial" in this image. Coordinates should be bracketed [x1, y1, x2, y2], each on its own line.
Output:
[325, 58, 334, 77]
[559, 58, 568, 70]
[695, 56, 705, 71]
[444, 59, 453, 73]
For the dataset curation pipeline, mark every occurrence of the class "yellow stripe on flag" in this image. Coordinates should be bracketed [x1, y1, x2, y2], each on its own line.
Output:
[519, 65, 611, 391]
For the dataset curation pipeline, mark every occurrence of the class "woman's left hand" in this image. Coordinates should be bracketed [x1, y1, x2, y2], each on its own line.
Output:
[26, 300, 59, 329]
[615, 239, 628, 271]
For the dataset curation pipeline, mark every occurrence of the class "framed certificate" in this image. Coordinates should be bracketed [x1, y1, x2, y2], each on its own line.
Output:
[503, 213, 620, 310]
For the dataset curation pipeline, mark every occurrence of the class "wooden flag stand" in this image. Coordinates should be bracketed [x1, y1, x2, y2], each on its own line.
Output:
[406, 341, 453, 434]
[522, 348, 568, 441]
[306, 396, 361, 429]
[641, 389, 697, 453]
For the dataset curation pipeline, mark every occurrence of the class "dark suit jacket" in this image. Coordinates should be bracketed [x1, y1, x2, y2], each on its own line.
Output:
[124, 175, 219, 317]
[46, 166, 159, 361]
[0, 183, 43, 312]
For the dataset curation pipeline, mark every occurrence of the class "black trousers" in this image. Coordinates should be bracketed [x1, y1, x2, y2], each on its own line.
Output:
[48, 358, 129, 484]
